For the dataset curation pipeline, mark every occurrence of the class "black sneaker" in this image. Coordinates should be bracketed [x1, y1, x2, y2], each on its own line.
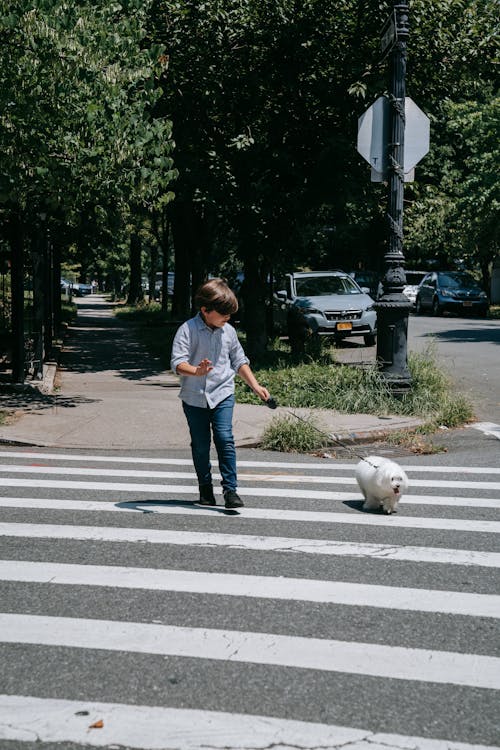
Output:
[198, 484, 216, 506]
[224, 490, 244, 509]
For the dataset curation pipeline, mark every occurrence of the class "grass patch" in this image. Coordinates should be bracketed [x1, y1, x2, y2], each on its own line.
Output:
[243, 341, 474, 453]
[236, 342, 473, 424]
[61, 301, 77, 327]
[261, 414, 329, 453]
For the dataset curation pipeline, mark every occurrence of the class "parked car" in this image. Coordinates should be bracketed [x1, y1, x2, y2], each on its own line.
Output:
[142, 271, 175, 300]
[403, 270, 427, 308]
[415, 271, 489, 316]
[71, 282, 93, 296]
[348, 270, 382, 299]
[273, 270, 377, 350]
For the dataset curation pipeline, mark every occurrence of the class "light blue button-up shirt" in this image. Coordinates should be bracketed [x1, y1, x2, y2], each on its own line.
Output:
[170, 313, 249, 408]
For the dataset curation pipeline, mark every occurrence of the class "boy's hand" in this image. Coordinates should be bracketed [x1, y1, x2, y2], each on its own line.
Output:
[195, 358, 213, 376]
[254, 385, 271, 402]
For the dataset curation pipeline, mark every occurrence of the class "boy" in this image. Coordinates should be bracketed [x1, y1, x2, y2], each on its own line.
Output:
[170, 278, 270, 509]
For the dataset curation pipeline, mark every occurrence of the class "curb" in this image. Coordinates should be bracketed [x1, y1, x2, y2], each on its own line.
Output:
[235, 424, 423, 450]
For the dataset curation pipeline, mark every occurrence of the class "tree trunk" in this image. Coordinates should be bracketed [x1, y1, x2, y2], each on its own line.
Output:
[152, 208, 171, 313]
[127, 230, 143, 306]
[148, 243, 158, 303]
[52, 238, 62, 334]
[171, 202, 193, 319]
[10, 210, 25, 383]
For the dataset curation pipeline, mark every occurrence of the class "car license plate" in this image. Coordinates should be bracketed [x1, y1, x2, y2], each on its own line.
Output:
[463, 301, 473, 307]
[337, 322, 352, 331]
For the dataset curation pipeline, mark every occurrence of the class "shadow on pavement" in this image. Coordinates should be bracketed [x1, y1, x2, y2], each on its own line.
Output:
[424, 325, 500, 345]
[115, 499, 241, 516]
[0, 389, 99, 412]
[59, 298, 167, 381]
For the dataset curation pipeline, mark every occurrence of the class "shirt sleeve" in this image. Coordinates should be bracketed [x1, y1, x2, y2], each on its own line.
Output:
[170, 322, 192, 373]
[227, 325, 249, 372]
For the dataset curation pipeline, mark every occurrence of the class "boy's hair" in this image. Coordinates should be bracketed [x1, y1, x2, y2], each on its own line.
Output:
[195, 278, 238, 315]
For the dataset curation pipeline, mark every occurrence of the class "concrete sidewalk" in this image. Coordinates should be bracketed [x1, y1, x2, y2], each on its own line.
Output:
[0, 295, 423, 451]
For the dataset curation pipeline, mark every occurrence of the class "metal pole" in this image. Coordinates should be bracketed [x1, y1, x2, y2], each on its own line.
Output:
[375, 1, 412, 393]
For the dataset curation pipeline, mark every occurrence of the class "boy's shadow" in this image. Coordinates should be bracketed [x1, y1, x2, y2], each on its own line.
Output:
[115, 499, 240, 516]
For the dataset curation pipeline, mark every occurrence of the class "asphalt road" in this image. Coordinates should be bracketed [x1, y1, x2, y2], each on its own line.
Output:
[0, 443, 498, 749]
[338, 311, 500, 424]
[407, 311, 500, 422]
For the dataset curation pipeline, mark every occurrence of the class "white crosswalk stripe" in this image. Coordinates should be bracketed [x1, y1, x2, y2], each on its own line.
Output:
[2, 522, 499, 566]
[2, 612, 499, 688]
[2, 462, 500, 489]
[2, 694, 498, 750]
[2, 449, 499, 473]
[0, 495, 498, 531]
[0, 449, 499, 749]
[2, 560, 498, 617]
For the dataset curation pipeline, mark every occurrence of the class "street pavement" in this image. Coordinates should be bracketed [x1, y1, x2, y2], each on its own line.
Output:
[0, 445, 498, 748]
[0, 294, 498, 749]
[0, 294, 423, 451]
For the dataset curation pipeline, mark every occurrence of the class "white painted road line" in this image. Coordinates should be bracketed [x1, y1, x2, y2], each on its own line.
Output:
[3, 695, 498, 750]
[2, 560, 498, 618]
[1, 522, 498, 567]
[1, 495, 498, 533]
[2, 449, 499, 474]
[1, 613, 499, 688]
[1, 463, 500, 489]
[0, 479, 361, 500]
[2, 487, 499, 508]
[2, 476, 500, 503]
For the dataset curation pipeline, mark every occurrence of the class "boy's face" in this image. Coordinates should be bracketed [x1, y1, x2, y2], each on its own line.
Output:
[201, 307, 231, 329]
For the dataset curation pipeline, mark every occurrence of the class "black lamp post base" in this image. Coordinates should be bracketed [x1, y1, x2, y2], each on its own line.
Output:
[375, 294, 412, 395]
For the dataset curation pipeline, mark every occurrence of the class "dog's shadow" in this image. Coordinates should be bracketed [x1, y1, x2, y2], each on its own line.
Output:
[343, 499, 385, 514]
[115, 499, 240, 516]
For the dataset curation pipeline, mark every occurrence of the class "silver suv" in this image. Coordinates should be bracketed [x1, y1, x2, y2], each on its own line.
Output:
[273, 271, 377, 351]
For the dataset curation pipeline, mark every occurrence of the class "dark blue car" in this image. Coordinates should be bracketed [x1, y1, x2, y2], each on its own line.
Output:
[416, 271, 489, 317]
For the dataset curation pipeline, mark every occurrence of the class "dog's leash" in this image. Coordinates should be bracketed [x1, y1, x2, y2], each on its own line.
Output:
[265, 397, 380, 469]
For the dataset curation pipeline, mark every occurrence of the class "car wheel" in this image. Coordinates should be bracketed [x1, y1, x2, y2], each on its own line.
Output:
[363, 333, 376, 347]
[415, 296, 423, 315]
[432, 297, 442, 316]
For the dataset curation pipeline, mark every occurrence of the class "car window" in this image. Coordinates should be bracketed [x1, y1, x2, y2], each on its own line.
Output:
[439, 272, 478, 289]
[295, 276, 360, 296]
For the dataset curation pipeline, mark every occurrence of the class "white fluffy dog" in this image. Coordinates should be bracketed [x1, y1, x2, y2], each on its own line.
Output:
[355, 455, 408, 514]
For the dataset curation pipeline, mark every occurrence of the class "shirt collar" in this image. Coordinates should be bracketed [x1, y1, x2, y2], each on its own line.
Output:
[196, 311, 222, 333]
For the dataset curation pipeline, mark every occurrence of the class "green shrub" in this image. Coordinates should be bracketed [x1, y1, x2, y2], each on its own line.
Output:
[261, 414, 328, 453]
[236, 342, 473, 427]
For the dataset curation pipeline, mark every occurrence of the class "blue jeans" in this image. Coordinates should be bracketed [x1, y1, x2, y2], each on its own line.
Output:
[182, 395, 237, 493]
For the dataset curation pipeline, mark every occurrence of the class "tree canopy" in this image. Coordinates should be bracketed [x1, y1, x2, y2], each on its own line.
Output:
[0, 0, 176, 288]
[1, 0, 497, 360]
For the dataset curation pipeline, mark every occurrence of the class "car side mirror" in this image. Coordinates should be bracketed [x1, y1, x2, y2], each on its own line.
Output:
[361, 287, 370, 294]
[275, 290, 287, 301]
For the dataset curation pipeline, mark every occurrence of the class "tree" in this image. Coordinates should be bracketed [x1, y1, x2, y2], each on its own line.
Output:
[0, 0, 176, 276]
[405, 94, 499, 287]
[149, 0, 498, 357]
[0, 0, 176, 375]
